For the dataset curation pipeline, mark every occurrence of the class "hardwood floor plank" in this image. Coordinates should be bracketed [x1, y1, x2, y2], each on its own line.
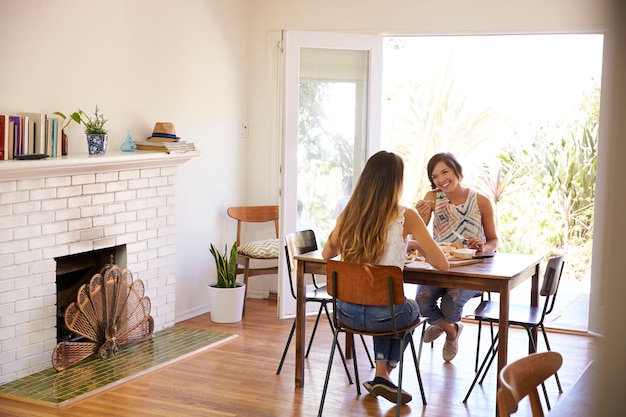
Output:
[0, 297, 599, 417]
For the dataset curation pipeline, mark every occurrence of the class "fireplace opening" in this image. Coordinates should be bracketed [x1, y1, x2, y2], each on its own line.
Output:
[55, 245, 127, 343]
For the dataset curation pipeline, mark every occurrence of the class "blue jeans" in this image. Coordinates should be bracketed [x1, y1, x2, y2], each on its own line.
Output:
[336, 299, 419, 367]
[416, 285, 480, 324]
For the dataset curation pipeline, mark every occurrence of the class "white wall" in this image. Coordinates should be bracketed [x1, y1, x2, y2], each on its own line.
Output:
[591, 2, 626, 414]
[0, 0, 249, 322]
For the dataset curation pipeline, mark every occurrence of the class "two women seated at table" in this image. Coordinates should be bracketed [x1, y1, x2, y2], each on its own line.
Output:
[322, 150, 499, 403]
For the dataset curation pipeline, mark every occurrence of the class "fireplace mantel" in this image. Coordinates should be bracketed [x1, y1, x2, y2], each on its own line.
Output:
[0, 150, 200, 181]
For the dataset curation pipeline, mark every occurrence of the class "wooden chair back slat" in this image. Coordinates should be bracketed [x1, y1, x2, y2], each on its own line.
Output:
[326, 260, 405, 306]
[497, 351, 563, 417]
[227, 205, 279, 245]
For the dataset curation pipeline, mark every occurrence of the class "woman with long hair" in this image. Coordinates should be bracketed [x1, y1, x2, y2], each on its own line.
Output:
[323, 150, 448, 404]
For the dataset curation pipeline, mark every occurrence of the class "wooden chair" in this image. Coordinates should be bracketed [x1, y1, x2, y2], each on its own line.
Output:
[463, 255, 565, 408]
[318, 260, 427, 417]
[497, 351, 563, 417]
[227, 205, 279, 313]
[276, 230, 374, 377]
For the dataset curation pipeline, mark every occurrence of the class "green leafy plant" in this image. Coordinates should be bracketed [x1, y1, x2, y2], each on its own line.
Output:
[209, 242, 239, 288]
[55, 105, 108, 134]
[52, 110, 82, 131]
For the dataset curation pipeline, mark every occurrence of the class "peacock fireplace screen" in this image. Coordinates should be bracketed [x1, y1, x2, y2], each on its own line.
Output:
[51, 259, 154, 371]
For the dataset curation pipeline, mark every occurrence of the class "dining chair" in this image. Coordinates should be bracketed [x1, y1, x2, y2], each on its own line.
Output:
[318, 260, 427, 417]
[470, 291, 495, 371]
[276, 230, 374, 379]
[463, 254, 565, 409]
[497, 351, 563, 417]
[227, 205, 280, 313]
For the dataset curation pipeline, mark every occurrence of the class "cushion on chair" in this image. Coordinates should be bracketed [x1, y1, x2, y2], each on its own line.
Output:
[238, 238, 280, 258]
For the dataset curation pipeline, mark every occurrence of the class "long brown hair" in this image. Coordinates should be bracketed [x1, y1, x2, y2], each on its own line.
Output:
[335, 151, 404, 264]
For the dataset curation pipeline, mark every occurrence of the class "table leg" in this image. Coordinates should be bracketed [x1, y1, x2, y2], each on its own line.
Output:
[295, 260, 306, 388]
[497, 285, 510, 386]
[529, 263, 540, 352]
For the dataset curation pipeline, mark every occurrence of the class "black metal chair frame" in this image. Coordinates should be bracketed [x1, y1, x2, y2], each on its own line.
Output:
[276, 230, 374, 378]
[463, 255, 566, 410]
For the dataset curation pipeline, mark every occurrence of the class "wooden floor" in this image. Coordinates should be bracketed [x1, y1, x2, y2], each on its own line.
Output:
[0, 297, 599, 417]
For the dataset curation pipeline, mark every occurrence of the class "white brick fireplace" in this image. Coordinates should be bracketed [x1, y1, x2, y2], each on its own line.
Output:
[0, 151, 197, 384]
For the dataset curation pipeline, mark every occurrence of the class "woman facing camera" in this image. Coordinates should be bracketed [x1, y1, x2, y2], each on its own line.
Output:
[413, 152, 498, 362]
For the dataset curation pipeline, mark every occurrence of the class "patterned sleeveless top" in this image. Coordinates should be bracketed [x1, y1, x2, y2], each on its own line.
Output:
[378, 206, 407, 270]
[433, 189, 484, 244]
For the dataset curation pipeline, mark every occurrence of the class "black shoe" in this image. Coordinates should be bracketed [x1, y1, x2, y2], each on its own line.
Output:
[371, 377, 413, 404]
[363, 380, 377, 396]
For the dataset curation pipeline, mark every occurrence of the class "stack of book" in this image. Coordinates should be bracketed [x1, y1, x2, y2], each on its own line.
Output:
[0, 112, 63, 160]
[134, 141, 196, 154]
[135, 125, 196, 154]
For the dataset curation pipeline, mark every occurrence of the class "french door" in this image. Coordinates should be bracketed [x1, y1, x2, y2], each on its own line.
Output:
[278, 31, 382, 317]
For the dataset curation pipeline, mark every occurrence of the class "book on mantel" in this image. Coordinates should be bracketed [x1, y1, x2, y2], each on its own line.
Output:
[134, 140, 196, 154]
[145, 136, 181, 143]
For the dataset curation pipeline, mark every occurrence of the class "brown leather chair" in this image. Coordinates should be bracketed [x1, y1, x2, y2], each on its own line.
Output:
[227, 205, 279, 313]
[318, 260, 427, 417]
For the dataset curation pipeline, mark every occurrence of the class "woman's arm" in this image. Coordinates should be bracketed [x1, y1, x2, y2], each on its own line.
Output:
[322, 229, 340, 260]
[468, 194, 498, 252]
[404, 209, 449, 271]
[414, 190, 437, 225]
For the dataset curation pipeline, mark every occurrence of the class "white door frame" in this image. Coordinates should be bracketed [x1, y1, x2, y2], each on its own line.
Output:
[277, 30, 382, 318]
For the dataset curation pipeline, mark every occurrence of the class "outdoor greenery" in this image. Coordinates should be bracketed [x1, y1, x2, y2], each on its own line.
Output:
[387, 79, 598, 281]
[485, 87, 599, 280]
[296, 38, 599, 283]
[297, 81, 354, 238]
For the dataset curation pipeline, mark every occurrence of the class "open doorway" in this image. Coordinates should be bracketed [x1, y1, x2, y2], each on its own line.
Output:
[381, 34, 604, 332]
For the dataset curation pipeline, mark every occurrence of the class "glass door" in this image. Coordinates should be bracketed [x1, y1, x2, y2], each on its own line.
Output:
[279, 31, 382, 317]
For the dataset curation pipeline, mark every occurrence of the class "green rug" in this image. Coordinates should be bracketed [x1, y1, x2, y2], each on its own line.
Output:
[0, 326, 237, 409]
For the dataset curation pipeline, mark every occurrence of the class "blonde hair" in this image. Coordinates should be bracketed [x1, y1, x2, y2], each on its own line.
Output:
[335, 151, 404, 264]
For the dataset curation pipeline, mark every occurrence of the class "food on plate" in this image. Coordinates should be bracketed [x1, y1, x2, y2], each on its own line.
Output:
[405, 249, 425, 262]
[438, 243, 456, 256]
[454, 248, 477, 260]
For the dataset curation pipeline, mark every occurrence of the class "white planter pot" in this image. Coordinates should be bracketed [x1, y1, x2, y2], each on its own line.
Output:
[207, 283, 246, 323]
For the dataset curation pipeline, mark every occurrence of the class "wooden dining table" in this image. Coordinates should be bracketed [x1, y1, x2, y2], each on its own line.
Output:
[293, 250, 543, 390]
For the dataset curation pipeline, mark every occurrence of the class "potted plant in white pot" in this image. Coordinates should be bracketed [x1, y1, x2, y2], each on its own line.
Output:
[57, 105, 109, 155]
[208, 242, 246, 323]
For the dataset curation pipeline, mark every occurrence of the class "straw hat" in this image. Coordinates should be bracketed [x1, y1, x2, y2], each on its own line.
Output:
[147, 122, 180, 140]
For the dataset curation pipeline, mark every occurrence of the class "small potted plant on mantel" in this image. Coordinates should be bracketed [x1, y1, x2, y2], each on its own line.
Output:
[55, 105, 109, 156]
[208, 242, 246, 323]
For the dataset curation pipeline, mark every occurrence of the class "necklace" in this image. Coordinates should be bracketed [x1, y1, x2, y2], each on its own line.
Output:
[446, 188, 469, 206]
